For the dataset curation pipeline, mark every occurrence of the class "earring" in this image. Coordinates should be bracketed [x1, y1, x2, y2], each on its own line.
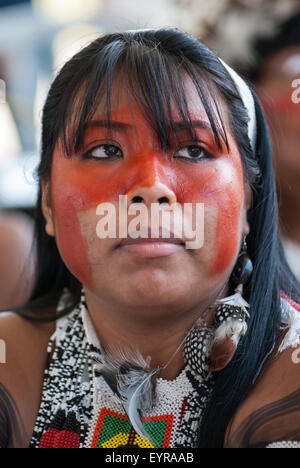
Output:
[184, 236, 253, 377]
[184, 318, 215, 379]
[209, 236, 253, 372]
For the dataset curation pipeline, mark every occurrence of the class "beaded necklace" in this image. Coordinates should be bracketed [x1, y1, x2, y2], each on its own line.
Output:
[29, 294, 213, 448]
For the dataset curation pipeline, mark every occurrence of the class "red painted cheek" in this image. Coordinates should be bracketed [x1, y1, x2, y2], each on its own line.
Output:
[175, 158, 245, 276]
[54, 197, 93, 286]
[51, 156, 96, 287]
[50, 147, 142, 285]
[210, 187, 243, 275]
[209, 163, 245, 276]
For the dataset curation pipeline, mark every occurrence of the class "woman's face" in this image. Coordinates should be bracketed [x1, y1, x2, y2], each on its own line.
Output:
[43, 77, 250, 320]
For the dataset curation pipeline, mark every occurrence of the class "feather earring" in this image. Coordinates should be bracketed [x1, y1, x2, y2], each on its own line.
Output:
[184, 238, 253, 376]
[184, 318, 214, 379]
[93, 349, 163, 446]
[209, 240, 253, 372]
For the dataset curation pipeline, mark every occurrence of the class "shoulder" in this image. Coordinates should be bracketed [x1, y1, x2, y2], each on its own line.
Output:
[0, 311, 55, 369]
[225, 296, 300, 448]
[0, 212, 33, 256]
[0, 311, 55, 447]
[0, 213, 35, 310]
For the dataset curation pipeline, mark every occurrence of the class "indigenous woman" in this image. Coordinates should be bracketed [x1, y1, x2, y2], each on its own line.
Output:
[0, 28, 299, 448]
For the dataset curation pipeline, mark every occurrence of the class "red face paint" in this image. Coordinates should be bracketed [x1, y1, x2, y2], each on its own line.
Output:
[50, 86, 246, 289]
[51, 152, 93, 284]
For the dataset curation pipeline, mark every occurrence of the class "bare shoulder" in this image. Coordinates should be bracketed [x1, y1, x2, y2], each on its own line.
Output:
[0, 311, 55, 447]
[0, 311, 55, 372]
[225, 345, 300, 448]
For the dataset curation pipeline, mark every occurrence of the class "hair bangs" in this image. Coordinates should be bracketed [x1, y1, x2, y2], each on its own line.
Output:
[58, 40, 230, 158]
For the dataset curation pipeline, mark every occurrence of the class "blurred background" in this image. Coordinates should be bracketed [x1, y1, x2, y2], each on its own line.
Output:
[0, 0, 300, 310]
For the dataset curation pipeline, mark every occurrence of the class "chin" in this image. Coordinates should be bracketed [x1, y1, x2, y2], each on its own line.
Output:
[116, 276, 199, 313]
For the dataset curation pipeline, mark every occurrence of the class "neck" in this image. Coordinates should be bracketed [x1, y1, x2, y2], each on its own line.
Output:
[278, 176, 300, 243]
[83, 288, 219, 380]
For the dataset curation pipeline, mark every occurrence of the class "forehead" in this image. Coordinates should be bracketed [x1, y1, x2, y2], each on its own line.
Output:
[91, 74, 228, 125]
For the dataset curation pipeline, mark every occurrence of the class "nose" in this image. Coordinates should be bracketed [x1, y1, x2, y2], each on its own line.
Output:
[126, 152, 177, 207]
[128, 181, 177, 207]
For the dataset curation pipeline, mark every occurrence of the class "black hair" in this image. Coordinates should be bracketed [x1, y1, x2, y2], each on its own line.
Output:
[249, 11, 300, 81]
[15, 28, 300, 447]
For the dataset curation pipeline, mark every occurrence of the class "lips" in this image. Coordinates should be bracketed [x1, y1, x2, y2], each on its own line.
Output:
[117, 234, 185, 258]
[119, 237, 184, 246]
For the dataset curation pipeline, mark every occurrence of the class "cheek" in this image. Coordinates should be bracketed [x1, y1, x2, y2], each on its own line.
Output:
[52, 191, 93, 286]
[50, 157, 112, 287]
[176, 159, 244, 276]
[50, 150, 136, 286]
[210, 184, 243, 276]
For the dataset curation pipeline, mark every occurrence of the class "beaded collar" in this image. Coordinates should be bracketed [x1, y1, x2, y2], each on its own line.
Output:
[29, 296, 213, 448]
[29, 292, 300, 448]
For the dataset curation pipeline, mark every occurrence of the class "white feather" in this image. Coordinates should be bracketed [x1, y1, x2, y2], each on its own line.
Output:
[279, 299, 300, 353]
[94, 348, 162, 446]
[216, 292, 250, 317]
[213, 319, 248, 346]
[118, 366, 162, 446]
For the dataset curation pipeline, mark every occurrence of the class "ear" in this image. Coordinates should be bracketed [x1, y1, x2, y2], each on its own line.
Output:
[241, 183, 252, 237]
[41, 180, 55, 237]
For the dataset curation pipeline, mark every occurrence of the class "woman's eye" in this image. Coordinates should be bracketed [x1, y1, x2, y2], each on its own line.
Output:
[174, 145, 209, 161]
[83, 144, 123, 160]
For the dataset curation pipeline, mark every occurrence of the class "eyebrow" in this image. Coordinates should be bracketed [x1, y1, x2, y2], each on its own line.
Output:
[84, 119, 213, 132]
[171, 119, 212, 132]
[84, 120, 132, 131]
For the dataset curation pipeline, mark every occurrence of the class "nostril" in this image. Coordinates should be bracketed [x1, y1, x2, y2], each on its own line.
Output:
[158, 197, 169, 204]
[132, 196, 144, 203]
